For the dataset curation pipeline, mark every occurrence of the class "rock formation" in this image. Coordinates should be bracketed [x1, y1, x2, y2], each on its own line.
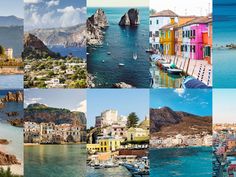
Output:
[0, 139, 9, 145]
[22, 33, 59, 59]
[0, 151, 20, 165]
[1, 91, 23, 102]
[0, 100, 4, 108]
[87, 9, 108, 45]
[119, 8, 140, 26]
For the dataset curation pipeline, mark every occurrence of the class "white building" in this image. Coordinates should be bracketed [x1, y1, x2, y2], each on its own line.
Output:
[149, 10, 178, 50]
[5, 48, 13, 59]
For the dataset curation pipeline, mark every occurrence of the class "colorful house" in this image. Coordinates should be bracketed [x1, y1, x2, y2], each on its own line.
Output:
[202, 16, 212, 64]
[149, 10, 178, 50]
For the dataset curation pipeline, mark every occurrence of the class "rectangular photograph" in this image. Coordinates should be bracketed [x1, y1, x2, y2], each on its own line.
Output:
[87, 0, 151, 88]
[0, 90, 23, 176]
[149, 0, 212, 88]
[213, 89, 236, 177]
[0, 1, 24, 89]
[87, 89, 149, 176]
[150, 89, 212, 176]
[24, 89, 87, 177]
[24, 0, 87, 88]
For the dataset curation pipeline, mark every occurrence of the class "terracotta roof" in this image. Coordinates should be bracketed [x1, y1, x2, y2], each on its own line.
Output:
[150, 10, 178, 17]
[181, 16, 212, 27]
[160, 22, 177, 30]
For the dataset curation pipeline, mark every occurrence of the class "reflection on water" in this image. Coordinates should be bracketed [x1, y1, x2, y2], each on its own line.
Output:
[25, 144, 87, 177]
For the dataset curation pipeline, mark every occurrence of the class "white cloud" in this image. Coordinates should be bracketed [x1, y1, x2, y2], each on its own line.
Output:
[46, 0, 60, 7]
[24, 0, 41, 4]
[174, 89, 185, 97]
[73, 100, 87, 114]
[57, 6, 84, 27]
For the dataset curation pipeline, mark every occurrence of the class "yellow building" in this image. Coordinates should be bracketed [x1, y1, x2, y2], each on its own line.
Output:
[159, 18, 176, 55]
[87, 137, 122, 152]
[127, 127, 149, 141]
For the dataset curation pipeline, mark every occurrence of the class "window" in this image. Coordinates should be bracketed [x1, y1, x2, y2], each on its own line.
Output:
[149, 32, 152, 37]
[193, 45, 196, 53]
[156, 20, 159, 24]
[193, 30, 196, 37]
[190, 45, 192, 52]
[185, 45, 187, 52]
[150, 20, 152, 25]
[204, 46, 211, 57]
[183, 31, 185, 38]
[168, 31, 170, 38]
[190, 30, 193, 37]
[187, 31, 190, 37]
[155, 31, 159, 37]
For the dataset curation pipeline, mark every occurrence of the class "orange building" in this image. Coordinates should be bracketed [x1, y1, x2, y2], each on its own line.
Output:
[202, 16, 212, 64]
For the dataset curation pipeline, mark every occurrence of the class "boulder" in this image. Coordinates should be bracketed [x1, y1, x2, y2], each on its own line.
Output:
[119, 8, 140, 26]
[0, 139, 9, 145]
[0, 151, 20, 165]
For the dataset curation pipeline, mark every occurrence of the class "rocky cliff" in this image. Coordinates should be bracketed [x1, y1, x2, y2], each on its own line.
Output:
[24, 103, 86, 127]
[30, 24, 86, 47]
[0, 91, 23, 103]
[22, 33, 59, 59]
[150, 107, 212, 136]
[0, 151, 20, 165]
[119, 8, 140, 26]
[87, 9, 108, 45]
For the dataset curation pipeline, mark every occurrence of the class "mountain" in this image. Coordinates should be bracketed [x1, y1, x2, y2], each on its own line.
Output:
[29, 24, 86, 47]
[0, 16, 23, 26]
[22, 33, 60, 59]
[24, 103, 86, 127]
[150, 107, 212, 137]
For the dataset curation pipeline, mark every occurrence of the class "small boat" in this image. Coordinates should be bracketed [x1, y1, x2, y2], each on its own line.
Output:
[133, 52, 138, 60]
[118, 63, 125, 66]
[102, 60, 105, 63]
[86, 52, 90, 55]
[107, 52, 111, 55]
[182, 76, 211, 89]
[162, 63, 171, 72]
[167, 68, 183, 75]
[94, 164, 104, 169]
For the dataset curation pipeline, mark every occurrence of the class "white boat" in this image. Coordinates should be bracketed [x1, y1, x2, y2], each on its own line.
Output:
[102, 60, 105, 63]
[133, 52, 138, 60]
[167, 68, 183, 75]
[118, 63, 125, 66]
[107, 52, 111, 55]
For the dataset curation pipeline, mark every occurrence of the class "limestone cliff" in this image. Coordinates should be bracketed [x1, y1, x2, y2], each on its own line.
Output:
[119, 8, 140, 26]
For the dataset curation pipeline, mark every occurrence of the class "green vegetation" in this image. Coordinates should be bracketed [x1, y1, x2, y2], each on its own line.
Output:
[0, 167, 23, 177]
[0, 45, 5, 56]
[127, 112, 139, 128]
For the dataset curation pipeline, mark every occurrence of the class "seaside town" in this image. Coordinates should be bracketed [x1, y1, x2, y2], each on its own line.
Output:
[213, 124, 236, 177]
[149, 9, 212, 88]
[87, 109, 149, 176]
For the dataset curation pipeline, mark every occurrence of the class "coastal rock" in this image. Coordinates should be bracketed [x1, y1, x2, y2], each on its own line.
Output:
[22, 33, 59, 59]
[113, 82, 133, 88]
[0, 151, 20, 165]
[2, 91, 23, 102]
[7, 119, 24, 127]
[87, 9, 108, 45]
[0, 101, 4, 108]
[119, 8, 140, 26]
[0, 139, 9, 145]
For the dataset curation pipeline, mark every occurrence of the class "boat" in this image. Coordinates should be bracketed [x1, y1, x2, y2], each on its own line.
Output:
[102, 60, 105, 63]
[118, 63, 125, 66]
[167, 68, 183, 75]
[107, 52, 111, 55]
[182, 76, 211, 89]
[86, 52, 90, 55]
[150, 54, 161, 62]
[162, 63, 171, 72]
[133, 52, 138, 60]
[94, 164, 104, 169]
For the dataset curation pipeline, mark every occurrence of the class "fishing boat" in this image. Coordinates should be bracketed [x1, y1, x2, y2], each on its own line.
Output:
[167, 68, 183, 75]
[118, 63, 125, 66]
[182, 76, 210, 89]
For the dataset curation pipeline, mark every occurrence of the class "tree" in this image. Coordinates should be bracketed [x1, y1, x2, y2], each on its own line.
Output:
[150, 9, 157, 15]
[0, 45, 5, 56]
[127, 112, 139, 128]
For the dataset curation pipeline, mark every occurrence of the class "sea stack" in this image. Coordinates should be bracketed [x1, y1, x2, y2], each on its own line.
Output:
[87, 9, 108, 45]
[119, 8, 140, 26]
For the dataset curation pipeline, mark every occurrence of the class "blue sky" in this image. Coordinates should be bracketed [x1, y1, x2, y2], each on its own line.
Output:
[0, 0, 24, 18]
[88, 0, 148, 7]
[87, 89, 149, 128]
[24, 0, 86, 30]
[213, 89, 236, 123]
[150, 89, 212, 116]
[24, 89, 86, 113]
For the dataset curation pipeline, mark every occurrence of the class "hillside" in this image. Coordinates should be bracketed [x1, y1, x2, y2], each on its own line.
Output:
[150, 107, 212, 138]
[29, 24, 86, 47]
[0, 16, 23, 26]
[24, 103, 86, 127]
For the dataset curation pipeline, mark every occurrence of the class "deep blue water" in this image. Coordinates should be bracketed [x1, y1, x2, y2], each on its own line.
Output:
[87, 7, 151, 88]
[49, 46, 86, 59]
[150, 147, 212, 177]
[213, 0, 236, 87]
[0, 90, 23, 123]
[0, 75, 23, 89]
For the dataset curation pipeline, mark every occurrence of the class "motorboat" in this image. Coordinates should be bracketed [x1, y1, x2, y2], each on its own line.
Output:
[118, 63, 125, 66]
[167, 68, 183, 75]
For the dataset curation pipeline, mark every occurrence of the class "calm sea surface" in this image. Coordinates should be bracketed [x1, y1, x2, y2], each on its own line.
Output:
[150, 147, 212, 177]
[87, 7, 151, 88]
[213, 0, 236, 87]
[49, 46, 86, 59]
[0, 75, 23, 89]
[24, 144, 87, 177]
[87, 166, 131, 177]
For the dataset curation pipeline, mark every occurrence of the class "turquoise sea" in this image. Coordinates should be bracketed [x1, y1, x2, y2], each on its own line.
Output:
[213, 0, 236, 87]
[87, 7, 151, 88]
[0, 75, 23, 89]
[150, 147, 212, 177]
[24, 144, 87, 177]
[87, 166, 131, 177]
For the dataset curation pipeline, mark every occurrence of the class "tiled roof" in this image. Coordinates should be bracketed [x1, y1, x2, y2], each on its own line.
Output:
[160, 22, 177, 30]
[151, 10, 178, 17]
